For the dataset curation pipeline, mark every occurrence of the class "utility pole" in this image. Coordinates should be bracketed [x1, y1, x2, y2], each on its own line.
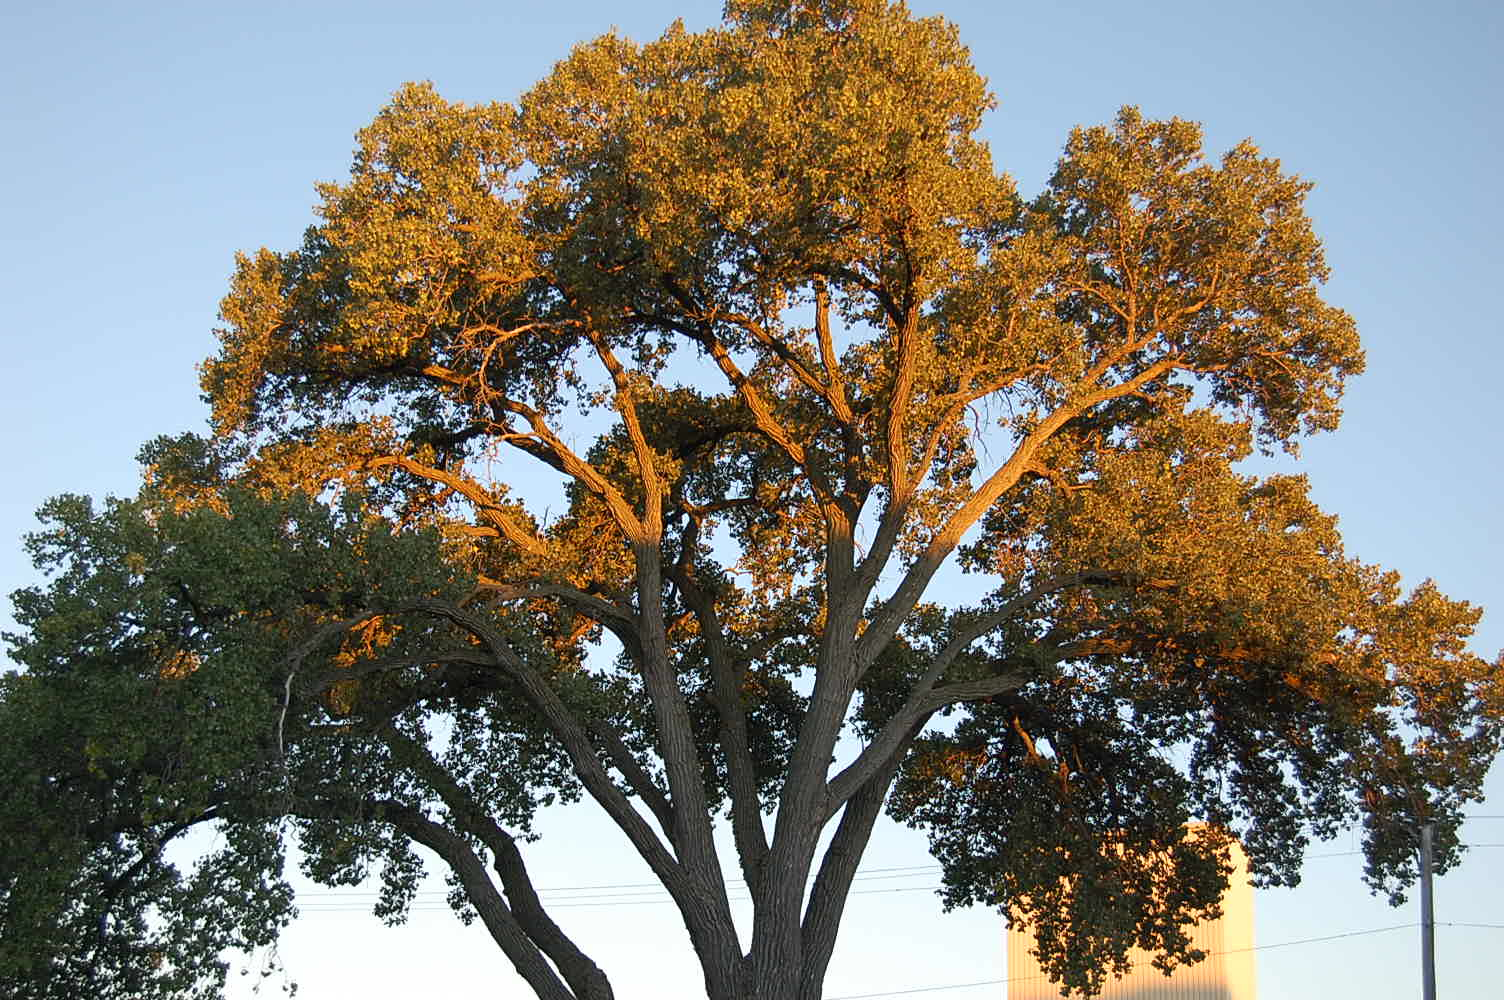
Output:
[1420, 821, 1436, 1000]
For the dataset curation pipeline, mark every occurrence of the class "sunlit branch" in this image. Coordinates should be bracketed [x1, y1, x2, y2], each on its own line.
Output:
[586, 329, 663, 535]
[883, 307, 921, 501]
[913, 359, 1049, 484]
[365, 454, 548, 558]
[1149, 263, 1223, 331]
[856, 353, 1183, 671]
[724, 308, 855, 428]
[696, 331, 830, 499]
[813, 284, 855, 425]
[494, 396, 648, 543]
[856, 355, 1048, 602]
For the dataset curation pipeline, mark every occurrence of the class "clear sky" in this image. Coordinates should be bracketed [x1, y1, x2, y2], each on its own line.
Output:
[3, 1, 1501, 997]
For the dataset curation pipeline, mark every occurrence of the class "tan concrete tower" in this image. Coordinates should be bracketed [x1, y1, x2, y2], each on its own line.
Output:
[1005, 838, 1256, 999]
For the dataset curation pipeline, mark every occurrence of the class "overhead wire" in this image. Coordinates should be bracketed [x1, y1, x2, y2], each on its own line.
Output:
[821, 921, 1504, 1000]
[291, 841, 1504, 910]
[294, 863, 944, 912]
[280, 831, 1504, 995]
[303, 862, 941, 897]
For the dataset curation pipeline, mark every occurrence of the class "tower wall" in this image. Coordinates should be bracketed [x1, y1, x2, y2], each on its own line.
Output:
[1005, 839, 1256, 1000]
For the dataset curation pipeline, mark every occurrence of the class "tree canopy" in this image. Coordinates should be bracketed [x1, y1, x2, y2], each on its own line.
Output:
[4, 2, 1500, 998]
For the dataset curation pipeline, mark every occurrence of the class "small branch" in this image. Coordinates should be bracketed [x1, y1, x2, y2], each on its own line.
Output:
[278, 613, 378, 757]
[724, 307, 855, 427]
[468, 578, 638, 641]
[813, 283, 856, 425]
[495, 396, 647, 543]
[583, 716, 676, 836]
[658, 275, 834, 503]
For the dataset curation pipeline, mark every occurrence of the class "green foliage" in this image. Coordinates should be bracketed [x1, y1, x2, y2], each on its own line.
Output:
[1, 487, 568, 996]
[4, 3, 1500, 998]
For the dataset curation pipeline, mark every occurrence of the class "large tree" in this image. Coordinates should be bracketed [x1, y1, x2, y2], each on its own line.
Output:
[4, 1, 1501, 997]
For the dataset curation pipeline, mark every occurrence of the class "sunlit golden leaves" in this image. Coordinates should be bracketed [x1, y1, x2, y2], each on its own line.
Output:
[1036, 108, 1363, 447]
[154, 5, 1504, 993]
[204, 249, 288, 435]
[157, 649, 201, 681]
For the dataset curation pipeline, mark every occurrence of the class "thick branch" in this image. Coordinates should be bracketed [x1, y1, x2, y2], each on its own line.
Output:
[668, 555, 771, 884]
[279, 612, 381, 757]
[624, 537, 742, 968]
[834, 569, 1187, 815]
[385, 805, 579, 1000]
[828, 574, 1093, 814]
[854, 354, 1049, 615]
[910, 358, 1050, 493]
[419, 599, 740, 996]
[586, 329, 663, 534]
[412, 602, 683, 883]
[383, 730, 613, 1000]
[856, 354, 1183, 671]
[798, 720, 926, 1000]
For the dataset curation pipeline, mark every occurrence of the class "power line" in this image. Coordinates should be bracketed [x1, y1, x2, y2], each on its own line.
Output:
[297, 881, 949, 913]
[825, 977, 1003, 999]
[1300, 842, 1504, 860]
[292, 842, 1504, 908]
[1217, 922, 1413, 954]
[547, 884, 942, 909]
[823, 922, 1504, 1000]
[299, 862, 942, 900]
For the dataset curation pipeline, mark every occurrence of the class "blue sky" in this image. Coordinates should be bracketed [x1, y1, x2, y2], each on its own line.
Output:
[3, 1, 1501, 997]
